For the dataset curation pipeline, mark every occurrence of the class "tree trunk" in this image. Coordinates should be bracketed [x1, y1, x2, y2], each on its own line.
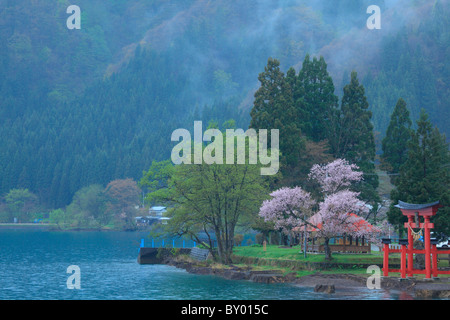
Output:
[223, 247, 233, 264]
[216, 233, 225, 263]
[223, 234, 233, 264]
[215, 230, 233, 264]
[324, 237, 332, 261]
[303, 231, 307, 259]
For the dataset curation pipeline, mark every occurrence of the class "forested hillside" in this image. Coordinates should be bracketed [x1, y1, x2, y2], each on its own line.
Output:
[0, 0, 448, 208]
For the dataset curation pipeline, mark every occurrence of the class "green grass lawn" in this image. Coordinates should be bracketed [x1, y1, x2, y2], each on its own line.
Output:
[232, 245, 450, 278]
[232, 245, 388, 264]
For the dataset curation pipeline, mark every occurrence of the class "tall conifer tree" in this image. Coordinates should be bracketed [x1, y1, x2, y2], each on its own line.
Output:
[329, 71, 379, 205]
[294, 55, 338, 142]
[388, 109, 450, 237]
[381, 98, 412, 181]
[250, 58, 303, 170]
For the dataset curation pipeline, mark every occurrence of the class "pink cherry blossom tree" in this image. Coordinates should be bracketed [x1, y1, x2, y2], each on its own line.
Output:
[259, 187, 314, 235]
[259, 159, 382, 260]
[308, 158, 363, 195]
[312, 190, 373, 260]
[259, 186, 314, 257]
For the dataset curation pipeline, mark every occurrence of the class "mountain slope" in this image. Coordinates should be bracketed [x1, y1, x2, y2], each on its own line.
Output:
[0, 0, 448, 208]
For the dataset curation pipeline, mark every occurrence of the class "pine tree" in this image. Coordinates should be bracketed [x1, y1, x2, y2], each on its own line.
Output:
[329, 71, 379, 205]
[388, 109, 450, 237]
[381, 98, 412, 181]
[250, 58, 303, 169]
[294, 55, 338, 142]
[250, 58, 286, 130]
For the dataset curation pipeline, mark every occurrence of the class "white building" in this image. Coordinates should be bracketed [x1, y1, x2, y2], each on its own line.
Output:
[149, 206, 167, 217]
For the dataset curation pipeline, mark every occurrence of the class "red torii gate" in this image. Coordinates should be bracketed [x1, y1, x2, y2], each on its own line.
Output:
[382, 201, 450, 279]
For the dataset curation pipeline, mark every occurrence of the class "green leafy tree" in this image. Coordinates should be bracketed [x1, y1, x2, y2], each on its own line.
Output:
[381, 98, 412, 181]
[66, 184, 109, 229]
[4, 188, 38, 222]
[388, 109, 450, 237]
[49, 208, 67, 229]
[248, 216, 276, 245]
[139, 160, 174, 196]
[141, 130, 271, 264]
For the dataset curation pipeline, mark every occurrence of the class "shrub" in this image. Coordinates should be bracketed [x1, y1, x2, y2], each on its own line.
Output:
[234, 234, 244, 246]
[255, 233, 265, 245]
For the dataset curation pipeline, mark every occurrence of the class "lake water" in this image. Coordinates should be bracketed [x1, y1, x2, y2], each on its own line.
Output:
[0, 230, 410, 300]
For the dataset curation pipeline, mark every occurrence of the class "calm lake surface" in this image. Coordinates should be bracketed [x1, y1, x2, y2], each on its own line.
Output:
[0, 229, 409, 300]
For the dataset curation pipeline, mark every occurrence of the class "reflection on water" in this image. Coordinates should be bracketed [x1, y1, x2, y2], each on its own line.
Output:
[0, 230, 418, 300]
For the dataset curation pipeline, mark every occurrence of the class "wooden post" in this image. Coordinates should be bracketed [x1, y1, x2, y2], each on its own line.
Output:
[399, 239, 408, 279]
[263, 240, 267, 252]
[431, 241, 438, 278]
[382, 238, 391, 277]
[424, 217, 432, 279]
[401, 245, 407, 279]
[384, 244, 389, 277]
[407, 216, 414, 277]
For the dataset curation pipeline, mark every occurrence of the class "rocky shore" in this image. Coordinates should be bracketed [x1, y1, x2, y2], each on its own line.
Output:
[166, 257, 296, 283]
[163, 255, 450, 299]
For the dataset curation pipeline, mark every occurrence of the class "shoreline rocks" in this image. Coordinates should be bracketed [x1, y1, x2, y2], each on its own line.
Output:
[154, 252, 450, 298]
[314, 284, 336, 294]
[414, 283, 450, 299]
[166, 258, 297, 284]
[166, 256, 450, 298]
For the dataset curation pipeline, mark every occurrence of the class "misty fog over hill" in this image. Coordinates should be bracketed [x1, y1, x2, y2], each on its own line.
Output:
[0, 0, 448, 207]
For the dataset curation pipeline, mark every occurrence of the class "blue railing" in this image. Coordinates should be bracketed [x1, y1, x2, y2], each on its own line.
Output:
[140, 234, 257, 249]
[140, 238, 202, 248]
